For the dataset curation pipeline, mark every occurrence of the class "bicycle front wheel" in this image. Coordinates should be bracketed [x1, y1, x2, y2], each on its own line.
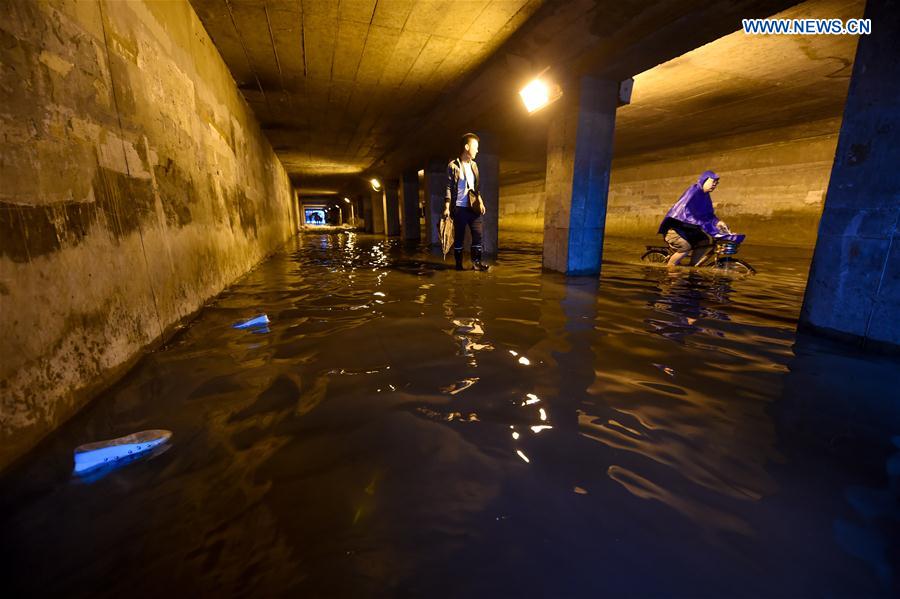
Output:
[715, 257, 756, 275]
[641, 250, 669, 264]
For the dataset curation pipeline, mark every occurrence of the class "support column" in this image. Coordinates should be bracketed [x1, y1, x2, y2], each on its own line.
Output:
[384, 179, 401, 237]
[370, 189, 385, 234]
[476, 146, 499, 255]
[401, 169, 421, 240]
[800, 2, 900, 349]
[542, 77, 619, 275]
[363, 194, 374, 233]
[423, 158, 446, 246]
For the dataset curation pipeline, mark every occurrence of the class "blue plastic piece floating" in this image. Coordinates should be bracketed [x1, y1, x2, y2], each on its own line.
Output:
[73, 429, 172, 474]
[233, 314, 270, 330]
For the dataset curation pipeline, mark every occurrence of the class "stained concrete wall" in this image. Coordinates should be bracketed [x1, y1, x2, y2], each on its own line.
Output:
[499, 117, 842, 246]
[0, 0, 297, 470]
[499, 179, 546, 233]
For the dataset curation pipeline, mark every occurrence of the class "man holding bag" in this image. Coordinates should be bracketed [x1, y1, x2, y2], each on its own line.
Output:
[443, 132, 488, 272]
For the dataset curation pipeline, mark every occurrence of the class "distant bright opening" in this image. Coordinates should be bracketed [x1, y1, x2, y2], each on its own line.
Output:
[304, 208, 327, 225]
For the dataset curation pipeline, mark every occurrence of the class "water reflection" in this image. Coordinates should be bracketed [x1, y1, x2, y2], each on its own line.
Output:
[0, 232, 897, 597]
[645, 270, 733, 344]
[835, 436, 900, 593]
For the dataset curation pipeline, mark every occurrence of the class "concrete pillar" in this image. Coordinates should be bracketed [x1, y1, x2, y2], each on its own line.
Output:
[800, 2, 900, 350]
[542, 77, 619, 275]
[363, 194, 374, 233]
[476, 148, 500, 255]
[401, 169, 420, 240]
[423, 158, 446, 246]
[370, 189, 385, 234]
[384, 179, 401, 237]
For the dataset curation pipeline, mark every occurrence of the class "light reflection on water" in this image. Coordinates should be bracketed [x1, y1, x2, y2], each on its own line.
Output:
[1, 232, 898, 597]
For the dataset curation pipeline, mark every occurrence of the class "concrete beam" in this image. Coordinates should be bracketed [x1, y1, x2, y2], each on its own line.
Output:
[542, 77, 619, 275]
[370, 188, 386, 234]
[383, 178, 401, 237]
[363, 193, 374, 232]
[401, 169, 421, 240]
[423, 159, 446, 246]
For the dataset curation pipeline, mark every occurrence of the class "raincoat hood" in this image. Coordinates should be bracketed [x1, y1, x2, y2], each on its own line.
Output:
[698, 170, 719, 186]
[657, 170, 720, 236]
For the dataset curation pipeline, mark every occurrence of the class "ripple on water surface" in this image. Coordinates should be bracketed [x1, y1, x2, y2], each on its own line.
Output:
[1, 232, 898, 597]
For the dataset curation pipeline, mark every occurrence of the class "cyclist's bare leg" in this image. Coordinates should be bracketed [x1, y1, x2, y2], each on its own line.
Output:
[689, 245, 711, 266]
[667, 251, 689, 267]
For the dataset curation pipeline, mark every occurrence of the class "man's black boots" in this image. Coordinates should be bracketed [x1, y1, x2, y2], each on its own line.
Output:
[454, 249, 464, 271]
[471, 248, 490, 272]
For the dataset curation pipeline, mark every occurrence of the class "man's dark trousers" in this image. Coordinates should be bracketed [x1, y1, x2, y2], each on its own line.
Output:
[452, 207, 483, 252]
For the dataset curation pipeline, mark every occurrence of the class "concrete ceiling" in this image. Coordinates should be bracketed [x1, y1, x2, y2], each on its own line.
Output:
[192, 0, 862, 195]
[614, 0, 863, 158]
[190, 0, 543, 194]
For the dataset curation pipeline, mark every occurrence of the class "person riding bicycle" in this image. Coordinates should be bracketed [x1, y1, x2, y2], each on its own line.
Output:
[658, 170, 729, 267]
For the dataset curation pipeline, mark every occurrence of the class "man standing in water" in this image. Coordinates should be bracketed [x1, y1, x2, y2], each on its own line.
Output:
[443, 133, 489, 272]
[658, 170, 729, 267]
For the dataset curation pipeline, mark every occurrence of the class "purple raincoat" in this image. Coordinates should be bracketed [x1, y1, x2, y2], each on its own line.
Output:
[657, 170, 720, 236]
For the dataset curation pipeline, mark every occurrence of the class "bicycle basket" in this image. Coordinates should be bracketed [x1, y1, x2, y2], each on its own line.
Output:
[717, 242, 739, 255]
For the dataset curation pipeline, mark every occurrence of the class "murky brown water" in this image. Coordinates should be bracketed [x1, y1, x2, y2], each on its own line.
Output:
[2, 232, 899, 597]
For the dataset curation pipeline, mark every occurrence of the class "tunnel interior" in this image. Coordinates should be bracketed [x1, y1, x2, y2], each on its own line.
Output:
[2, 0, 899, 595]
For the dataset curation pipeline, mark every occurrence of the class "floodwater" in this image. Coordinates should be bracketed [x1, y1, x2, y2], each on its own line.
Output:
[2, 232, 899, 597]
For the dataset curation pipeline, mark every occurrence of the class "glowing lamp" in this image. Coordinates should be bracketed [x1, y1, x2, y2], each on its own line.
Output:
[370, 178, 382, 191]
[519, 78, 561, 113]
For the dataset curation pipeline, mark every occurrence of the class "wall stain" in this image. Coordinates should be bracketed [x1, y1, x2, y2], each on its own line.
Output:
[92, 165, 156, 240]
[0, 200, 96, 262]
[154, 158, 194, 228]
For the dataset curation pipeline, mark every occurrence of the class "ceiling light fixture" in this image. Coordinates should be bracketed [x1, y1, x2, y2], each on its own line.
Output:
[519, 77, 562, 113]
[370, 178, 382, 191]
[343, 197, 350, 203]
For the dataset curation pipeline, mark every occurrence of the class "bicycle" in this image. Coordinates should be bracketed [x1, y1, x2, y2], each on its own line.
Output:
[640, 233, 756, 274]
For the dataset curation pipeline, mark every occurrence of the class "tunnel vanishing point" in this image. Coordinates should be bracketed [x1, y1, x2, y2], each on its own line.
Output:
[1, 0, 898, 472]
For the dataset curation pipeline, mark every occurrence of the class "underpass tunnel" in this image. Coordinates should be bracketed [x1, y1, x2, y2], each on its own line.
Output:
[1, 2, 899, 589]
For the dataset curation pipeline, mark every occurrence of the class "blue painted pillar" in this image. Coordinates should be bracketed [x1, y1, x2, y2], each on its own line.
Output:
[800, 1, 900, 349]
[401, 169, 420, 240]
[542, 77, 619, 275]
[384, 178, 401, 237]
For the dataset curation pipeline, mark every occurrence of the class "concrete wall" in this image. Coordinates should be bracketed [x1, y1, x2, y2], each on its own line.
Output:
[0, 0, 297, 470]
[499, 117, 842, 246]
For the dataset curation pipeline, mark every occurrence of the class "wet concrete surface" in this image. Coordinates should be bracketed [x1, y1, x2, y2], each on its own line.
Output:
[2, 232, 899, 597]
